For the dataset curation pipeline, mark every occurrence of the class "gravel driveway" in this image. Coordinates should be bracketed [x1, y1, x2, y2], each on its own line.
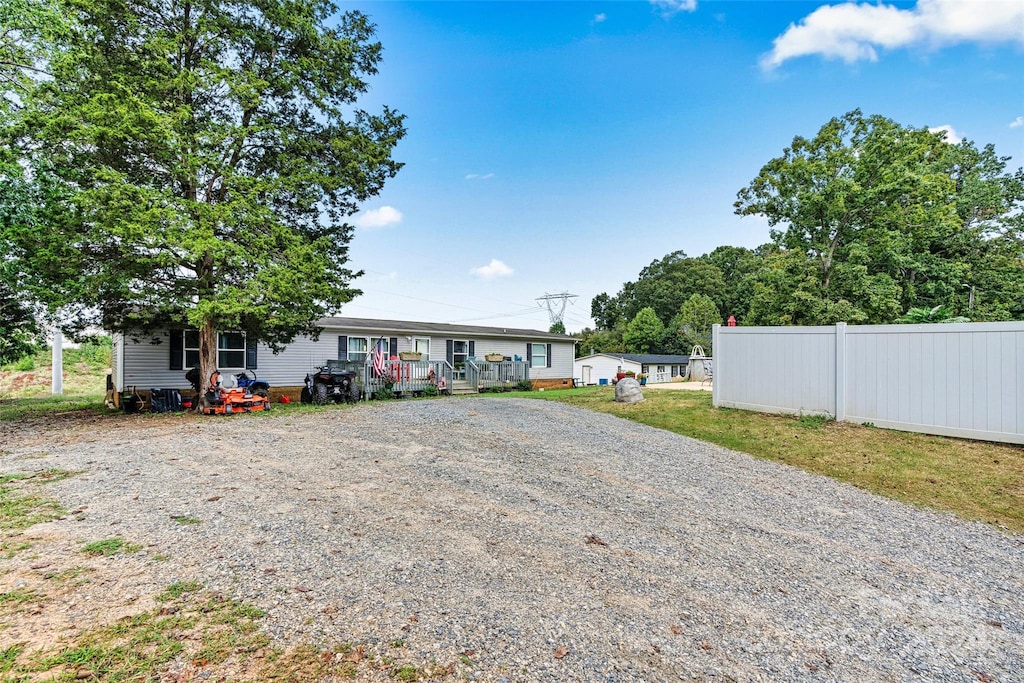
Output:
[2, 398, 1022, 682]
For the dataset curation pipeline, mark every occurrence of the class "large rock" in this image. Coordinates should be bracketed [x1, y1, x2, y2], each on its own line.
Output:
[614, 377, 644, 404]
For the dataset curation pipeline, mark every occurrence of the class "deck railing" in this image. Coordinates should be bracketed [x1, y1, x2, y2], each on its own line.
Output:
[468, 360, 529, 390]
[362, 359, 453, 397]
[361, 358, 529, 397]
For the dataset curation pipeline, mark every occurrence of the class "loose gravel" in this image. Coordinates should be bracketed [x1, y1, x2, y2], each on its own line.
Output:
[1, 397, 1022, 682]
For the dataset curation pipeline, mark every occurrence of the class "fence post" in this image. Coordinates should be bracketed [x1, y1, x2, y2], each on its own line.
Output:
[835, 322, 846, 422]
[712, 323, 720, 407]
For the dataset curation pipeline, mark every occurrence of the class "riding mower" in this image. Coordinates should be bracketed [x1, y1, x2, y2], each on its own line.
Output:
[185, 367, 271, 415]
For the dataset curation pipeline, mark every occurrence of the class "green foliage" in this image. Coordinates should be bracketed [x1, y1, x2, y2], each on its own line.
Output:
[515, 379, 533, 392]
[0, 473, 66, 531]
[735, 110, 1023, 324]
[574, 327, 625, 356]
[669, 293, 721, 352]
[898, 306, 971, 324]
[623, 307, 664, 353]
[548, 320, 566, 334]
[81, 537, 143, 556]
[592, 251, 728, 333]
[420, 383, 439, 397]
[157, 581, 203, 602]
[375, 384, 396, 400]
[1, 0, 405, 394]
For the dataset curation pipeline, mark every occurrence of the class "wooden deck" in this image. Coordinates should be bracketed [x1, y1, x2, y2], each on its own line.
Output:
[360, 359, 530, 398]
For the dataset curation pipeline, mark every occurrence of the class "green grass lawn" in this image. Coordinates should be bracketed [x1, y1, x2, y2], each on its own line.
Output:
[504, 386, 1024, 533]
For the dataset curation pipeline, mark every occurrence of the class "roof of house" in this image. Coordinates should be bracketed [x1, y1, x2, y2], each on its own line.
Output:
[317, 317, 573, 342]
[575, 353, 691, 364]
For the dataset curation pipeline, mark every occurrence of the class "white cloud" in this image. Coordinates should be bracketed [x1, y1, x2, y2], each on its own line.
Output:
[1010, 116, 1024, 128]
[353, 205, 403, 229]
[465, 172, 495, 180]
[593, 13, 607, 24]
[929, 124, 963, 144]
[762, 0, 1024, 70]
[469, 259, 514, 280]
[650, 0, 697, 18]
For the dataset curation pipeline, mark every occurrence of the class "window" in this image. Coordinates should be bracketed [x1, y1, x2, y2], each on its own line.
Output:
[657, 365, 665, 373]
[453, 340, 468, 365]
[218, 332, 246, 368]
[183, 330, 200, 369]
[348, 337, 368, 362]
[414, 337, 430, 360]
[530, 343, 547, 368]
[172, 330, 254, 370]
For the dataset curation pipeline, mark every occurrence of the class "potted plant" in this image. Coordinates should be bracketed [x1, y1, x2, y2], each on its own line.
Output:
[399, 351, 422, 361]
[485, 353, 505, 362]
[637, 373, 647, 386]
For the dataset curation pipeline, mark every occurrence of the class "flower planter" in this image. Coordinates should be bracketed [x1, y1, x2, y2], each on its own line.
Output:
[399, 351, 422, 361]
[485, 354, 505, 362]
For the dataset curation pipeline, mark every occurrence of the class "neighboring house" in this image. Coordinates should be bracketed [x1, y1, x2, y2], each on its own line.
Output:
[573, 353, 691, 385]
[111, 317, 575, 396]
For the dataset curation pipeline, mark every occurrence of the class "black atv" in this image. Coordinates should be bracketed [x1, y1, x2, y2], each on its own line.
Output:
[301, 360, 362, 405]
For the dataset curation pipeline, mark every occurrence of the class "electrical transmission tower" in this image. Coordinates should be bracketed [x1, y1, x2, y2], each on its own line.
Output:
[536, 291, 578, 327]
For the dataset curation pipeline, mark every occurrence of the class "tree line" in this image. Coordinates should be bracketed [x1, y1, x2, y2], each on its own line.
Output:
[578, 110, 1023, 357]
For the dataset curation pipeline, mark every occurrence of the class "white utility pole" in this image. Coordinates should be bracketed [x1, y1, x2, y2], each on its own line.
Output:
[51, 328, 63, 395]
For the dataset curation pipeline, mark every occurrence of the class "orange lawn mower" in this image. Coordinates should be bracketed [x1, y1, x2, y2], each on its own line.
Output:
[186, 368, 271, 415]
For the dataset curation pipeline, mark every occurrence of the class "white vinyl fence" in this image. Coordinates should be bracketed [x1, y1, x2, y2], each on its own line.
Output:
[712, 322, 1024, 445]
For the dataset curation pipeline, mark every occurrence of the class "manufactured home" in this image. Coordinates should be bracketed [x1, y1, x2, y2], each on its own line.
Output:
[111, 317, 576, 399]
[573, 353, 691, 386]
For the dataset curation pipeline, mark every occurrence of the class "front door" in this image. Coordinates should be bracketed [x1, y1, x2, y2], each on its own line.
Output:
[582, 365, 592, 385]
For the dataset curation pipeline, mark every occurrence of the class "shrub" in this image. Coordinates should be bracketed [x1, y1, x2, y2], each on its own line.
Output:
[515, 379, 533, 392]
[421, 384, 439, 397]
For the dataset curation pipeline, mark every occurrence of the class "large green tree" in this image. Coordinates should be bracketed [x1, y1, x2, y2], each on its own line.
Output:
[0, 0, 67, 361]
[622, 307, 664, 354]
[669, 293, 720, 352]
[735, 110, 1023, 324]
[1, 0, 405, 392]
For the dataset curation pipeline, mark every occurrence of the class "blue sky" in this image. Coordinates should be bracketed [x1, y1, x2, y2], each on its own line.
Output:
[338, 0, 1024, 333]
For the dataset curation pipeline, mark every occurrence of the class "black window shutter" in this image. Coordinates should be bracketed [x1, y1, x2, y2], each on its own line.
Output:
[546, 343, 552, 368]
[446, 339, 454, 365]
[169, 329, 183, 370]
[468, 341, 475, 357]
[338, 336, 348, 359]
[245, 340, 257, 370]
[389, 337, 398, 358]
[526, 344, 532, 365]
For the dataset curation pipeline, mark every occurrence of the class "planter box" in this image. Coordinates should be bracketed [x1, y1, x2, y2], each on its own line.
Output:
[485, 354, 505, 362]
[399, 352, 422, 361]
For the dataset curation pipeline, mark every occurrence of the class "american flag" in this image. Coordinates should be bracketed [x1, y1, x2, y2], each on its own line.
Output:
[372, 340, 387, 377]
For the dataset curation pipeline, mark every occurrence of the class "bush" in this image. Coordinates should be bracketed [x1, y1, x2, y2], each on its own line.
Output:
[375, 383, 396, 400]
[516, 379, 533, 392]
[7, 355, 36, 372]
[65, 335, 112, 368]
[421, 384, 439, 397]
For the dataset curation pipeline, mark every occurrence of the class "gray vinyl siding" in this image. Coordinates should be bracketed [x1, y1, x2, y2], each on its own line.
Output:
[112, 325, 575, 391]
